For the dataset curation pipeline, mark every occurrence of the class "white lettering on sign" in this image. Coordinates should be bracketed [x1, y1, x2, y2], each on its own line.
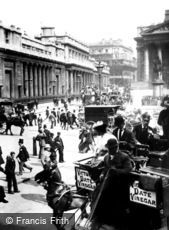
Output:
[130, 185, 157, 208]
[76, 168, 96, 191]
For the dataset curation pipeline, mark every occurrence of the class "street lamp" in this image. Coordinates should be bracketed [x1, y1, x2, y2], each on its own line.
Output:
[96, 61, 104, 91]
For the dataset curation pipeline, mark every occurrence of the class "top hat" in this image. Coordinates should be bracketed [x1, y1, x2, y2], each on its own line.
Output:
[18, 138, 24, 144]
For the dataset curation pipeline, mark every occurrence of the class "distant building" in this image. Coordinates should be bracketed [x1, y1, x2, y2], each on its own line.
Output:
[89, 39, 136, 87]
[135, 10, 169, 94]
[0, 23, 109, 101]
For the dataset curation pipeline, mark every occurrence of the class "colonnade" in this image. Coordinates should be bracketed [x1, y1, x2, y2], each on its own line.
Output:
[22, 63, 53, 97]
[68, 70, 93, 95]
[137, 45, 163, 82]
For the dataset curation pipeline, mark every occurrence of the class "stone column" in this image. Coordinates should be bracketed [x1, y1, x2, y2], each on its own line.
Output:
[45, 67, 48, 96]
[38, 66, 42, 96]
[157, 47, 163, 81]
[41, 66, 44, 96]
[70, 71, 73, 95]
[24, 64, 29, 97]
[42, 66, 46, 96]
[29, 64, 33, 97]
[144, 47, 149, 82]
[34, 65, 38, 96]
[73, 71, 75, 94]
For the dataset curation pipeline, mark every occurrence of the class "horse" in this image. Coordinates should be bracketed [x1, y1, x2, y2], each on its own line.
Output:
[5, 116, 25, 136]
[0, 113, 25, 136]
[23, 112, 37, 126]
[35, 164, 89, 230]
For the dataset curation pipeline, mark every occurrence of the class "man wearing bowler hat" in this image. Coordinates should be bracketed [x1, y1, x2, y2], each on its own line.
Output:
[91, 138, 133, 229]
[17, 138, 32, 175]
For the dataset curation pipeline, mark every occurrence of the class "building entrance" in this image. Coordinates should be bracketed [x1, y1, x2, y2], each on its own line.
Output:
[5, 70, 12, 98]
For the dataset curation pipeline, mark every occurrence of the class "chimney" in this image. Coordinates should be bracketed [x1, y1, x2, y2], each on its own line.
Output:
[164, 10, 169, 22]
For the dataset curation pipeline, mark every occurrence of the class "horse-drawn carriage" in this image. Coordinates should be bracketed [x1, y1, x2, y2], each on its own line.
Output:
[74, 142, 169, 230]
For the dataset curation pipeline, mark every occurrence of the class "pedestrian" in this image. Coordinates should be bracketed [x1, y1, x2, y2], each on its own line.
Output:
[43, 124, 53, 145]
[49, 111, 56, 129]
[0, 146, 5, 174]
[16, 139, 32, 175]
[36, 128, 46, 159]
[57, 108, 61, 124]
[41, 144, 51, 168]
[5, 152, 20, 194]
[45, 106, 50, 120]
[51, 108, 57, 126]
[72, 110, 79, 127]
[54, 132, 64, 163]
[37, 114, 43, 130]
[0, 185, 8, 203]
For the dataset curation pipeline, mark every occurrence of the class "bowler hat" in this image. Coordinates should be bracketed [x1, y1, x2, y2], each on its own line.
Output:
[114, 115, 125, 127]
[18, 138, 24, 144]
[105, 138, 118, 148]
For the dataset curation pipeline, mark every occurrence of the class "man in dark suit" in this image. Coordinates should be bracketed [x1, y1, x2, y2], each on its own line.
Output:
[54, 132, 64, 163]
[113, 115, 136, 153]
[91, 138, 133, 229]
[16, 138, 32, 175]
[5, 152, 20, 194]
[133, 112, 168, 151]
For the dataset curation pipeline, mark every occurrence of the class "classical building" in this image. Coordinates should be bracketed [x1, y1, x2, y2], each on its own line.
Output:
[135, 10, 169, 95]
[89, 39, 136, 86]
[0, 23, 109, 101]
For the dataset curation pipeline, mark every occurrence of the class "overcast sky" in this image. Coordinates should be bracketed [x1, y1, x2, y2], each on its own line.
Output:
[0, 0, 169, 51]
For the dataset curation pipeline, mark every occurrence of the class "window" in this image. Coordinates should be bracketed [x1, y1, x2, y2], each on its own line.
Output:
[4, 30, 10, 43]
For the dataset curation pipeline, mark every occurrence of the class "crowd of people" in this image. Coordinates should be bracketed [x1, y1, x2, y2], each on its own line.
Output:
[1, 91, 169, 229]
[141, 95, 163, 106]
[80, 84, 132, 106]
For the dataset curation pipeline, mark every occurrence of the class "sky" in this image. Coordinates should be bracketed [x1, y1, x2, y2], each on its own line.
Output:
[0, 0, 169, 52]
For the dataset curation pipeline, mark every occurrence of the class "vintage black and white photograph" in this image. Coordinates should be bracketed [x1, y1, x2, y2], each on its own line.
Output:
[0, 0, 169, 229]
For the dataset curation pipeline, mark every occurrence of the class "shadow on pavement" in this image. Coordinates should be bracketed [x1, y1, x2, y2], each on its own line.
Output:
[22, 178, 40, 187]
[21, 193, 46, 204]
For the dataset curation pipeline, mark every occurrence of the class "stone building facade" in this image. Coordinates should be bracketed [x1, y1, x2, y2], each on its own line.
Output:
[135, 10, 169, 95]
[89, 39, 136, 86]
[0, 23, 109, 101]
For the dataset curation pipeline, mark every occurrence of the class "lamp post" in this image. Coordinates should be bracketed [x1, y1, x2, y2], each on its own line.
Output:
[96, 61, 104, 91]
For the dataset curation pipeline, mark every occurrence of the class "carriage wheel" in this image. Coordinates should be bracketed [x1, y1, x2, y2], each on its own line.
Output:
[0, 122, 6, 134]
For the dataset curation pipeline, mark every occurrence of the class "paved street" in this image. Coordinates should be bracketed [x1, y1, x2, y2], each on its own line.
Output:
[0, 102, 93, 215]
[0, 95, 166, 230]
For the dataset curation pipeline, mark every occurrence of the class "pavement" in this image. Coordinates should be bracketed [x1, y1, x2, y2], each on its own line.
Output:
[0, 101, 93, 215]
[0, 94, 165, 229]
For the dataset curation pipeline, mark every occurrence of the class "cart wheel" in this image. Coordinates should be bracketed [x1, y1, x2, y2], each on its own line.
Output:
[0, 122, 6, 134]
